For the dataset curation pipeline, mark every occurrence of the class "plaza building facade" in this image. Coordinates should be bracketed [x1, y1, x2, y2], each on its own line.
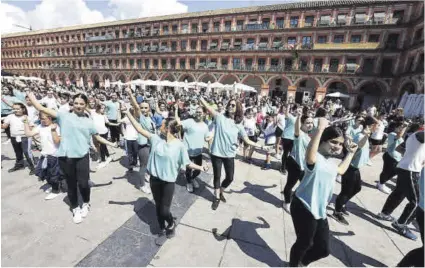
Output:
[1, 0, 424, 109]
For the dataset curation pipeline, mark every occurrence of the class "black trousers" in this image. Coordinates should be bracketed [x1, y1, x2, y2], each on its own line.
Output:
[99, 133, 110, 162]
[211, 154, 235, 189]
[397, 208, 424, 267]
[281, 138, 294, 171]
[284, 156, 305, 204]
[58, 154, 90, 209]
[379, 152, 399, 185]
[126, 140, 138, 166]
[150, 175, 175, 230]
[335, 166, 361, 212]
[382, 168, 420, 225]
[186, 154, 202, 183]
[290, 196, 330, 267]
[108, 119, 120, 143]
[11, 136, 35, 169]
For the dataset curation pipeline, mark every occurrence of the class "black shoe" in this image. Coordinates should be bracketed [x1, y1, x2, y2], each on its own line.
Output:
[155, 229, 167, 246]
[166, 220, 176, 239]
[332, 211, 349, 225]
[219, 193, 227, 203]
[29, 168, 35, 176]
[212, 198, 220, 210]
[8, 165, 24, 173]
[341, 207, 349, 216]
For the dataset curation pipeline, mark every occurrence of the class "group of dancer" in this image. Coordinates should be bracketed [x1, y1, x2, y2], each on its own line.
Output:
[1, 80, 424, 266]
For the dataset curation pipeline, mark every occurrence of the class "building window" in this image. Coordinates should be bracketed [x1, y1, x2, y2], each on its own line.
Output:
[381, 58, 393, 75]
[351, 35, 361, 43]
[392, 10, 404, 22]
[276, 17, 284, 28]
[354, 13, 366, 24]
[213, 21, 220, 32]
[191, 23, 198, 33]
[180, 59, 186, 69]
[287, 37, 296, 45]
[337, 14, 347, 25]
[414, 28, 423, 41]
[368, 34, 380, 42]
[172, 25, 178, 34]
[386, 33, 399, 49]
[373, 12, 386, 24]
[236, 20, 244, 30]
[190, 40, 197, 50]
[329, 58, 339, 72]
[181, 24, 188, 33]
[271, 58, 279, 66]
[145, 59, 150, 68]
[304, 16, 314, 26]
[290, 16, 299, 28]
[317, 36, 327, 43]
[163, 25, 169, 34]
[224, 21, 231, 31]
[363, 58, 375, 74]
[333, 35, 344, 43]
[319, 15, 331, 26]
[181, 40, 187, 51]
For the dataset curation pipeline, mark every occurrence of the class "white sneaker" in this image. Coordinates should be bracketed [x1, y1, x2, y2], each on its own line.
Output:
[336, 175, 342, 183]
[45, 192, 60, 200]
[186, 183, 194, 193]
[192, 179, 200, 189]
[377, 183, 391, 194]
[106, 156, 112, 163]
[283, 203, 291, 214]
[141, 185, 151, 194]
[72, 207, 83, 224]
[97, 162, 107, 170]
[81, 203, 90, 218]
[2, 139, 10, 145]
[44, 186, 52, 194]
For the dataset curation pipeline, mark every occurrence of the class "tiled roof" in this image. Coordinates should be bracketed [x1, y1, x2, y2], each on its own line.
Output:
[2, 0, 402, 38]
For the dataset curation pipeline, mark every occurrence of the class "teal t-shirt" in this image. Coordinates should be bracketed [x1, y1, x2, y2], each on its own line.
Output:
[351, 133, 370, 169]
[103, 100, 120, 120]
[137, 114, 156, 146]
[1, 96, 20, 115]
[295, 153, 338, 220]
[387, 132, 403, 162]
[210, 114, 247, 158]
[56, 111, 97, 158]
[13, 89, 26, 103]
[290, 132, 311, 171]
[345, 125, 363, 140]
[182, 118, 209, 157]
[282, 114, 296, 140]
[147, 134, 191, 182]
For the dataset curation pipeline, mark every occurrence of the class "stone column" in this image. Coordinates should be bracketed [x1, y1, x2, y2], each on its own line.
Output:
[315, 87, 327, 103]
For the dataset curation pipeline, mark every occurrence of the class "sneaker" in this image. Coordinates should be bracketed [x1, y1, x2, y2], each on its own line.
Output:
[2, 139, 11, 144]
[166, 220, 176, 239]
[336, 175, 342, 183]
[377, 183, 391, 194]
[81, 203, 91, 218]
[45, 192, 60, 200]
[283, 202, 291, 214]
[377, 212, 395, 222]
[392, 221, 418, 241]
[29, 168, 35, 176]
[219, 193, 227, 203]
[44, 186, 52, 194]
[262, 163, 272, 170]
[8, 165, 24, 173]
[192, 179, 200, 189]
[341, 207, 350, 216]
[155, 229, 167, 246]
[332, 211, 349, 225]
[88, 180, 95, 187]
[72, 207, 83, 224]
[140, 185, 151, 194]
[211, 198, 220, 210]
[186, 183, 194, 193]
[97, 162, 107, 170]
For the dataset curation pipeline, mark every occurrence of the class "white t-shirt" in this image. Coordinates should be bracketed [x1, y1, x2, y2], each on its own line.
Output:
[40, 97, 59, 110]
[26, 106, 38, 124]
[92, 113, 109, 135]
[243, 117, 257, 137]
[276, 113, 286, 130]
[122, 117, 138, 141]
[367, 106, 377, 117]
[34, 125, 61, 156]
[397, 132, 425, 173]
[371, 121, 385, 140]
[4, 114, 25, 137]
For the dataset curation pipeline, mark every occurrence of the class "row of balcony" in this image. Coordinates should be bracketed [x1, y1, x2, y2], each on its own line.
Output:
[4, 41, 383, 59]
[2, 16, 402, 48]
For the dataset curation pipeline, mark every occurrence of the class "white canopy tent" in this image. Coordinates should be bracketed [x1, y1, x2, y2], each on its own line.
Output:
[326, 92, 350, 98]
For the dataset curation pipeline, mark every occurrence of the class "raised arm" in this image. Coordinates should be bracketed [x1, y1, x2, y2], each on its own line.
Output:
[357, 127, 371, 149]
[199, 96, 217, 118]
[174, 102, 182, 126]
[124, 110, 152, 139]
[294, 114, 302, 137]
[306, 117, 328, 166]
[50, 123, 61, 145]
[27, 92, 57, 118]
[337, 139, 357, 175]
[23, 116, 38, 137]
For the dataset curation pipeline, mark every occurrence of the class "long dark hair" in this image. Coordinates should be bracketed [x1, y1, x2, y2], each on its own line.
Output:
[13, 103, 28, 115]
[320, 126, 344, 145]
[225, 100, 244, 124]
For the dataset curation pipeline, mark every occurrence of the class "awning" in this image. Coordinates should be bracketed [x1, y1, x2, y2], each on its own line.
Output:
[320, 15, 331, 22]
[355, 13, 366, 22]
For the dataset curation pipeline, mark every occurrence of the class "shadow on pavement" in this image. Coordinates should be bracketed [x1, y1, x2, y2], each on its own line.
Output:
[213, 217, 288, 267]
[229, 181, 281, 208]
